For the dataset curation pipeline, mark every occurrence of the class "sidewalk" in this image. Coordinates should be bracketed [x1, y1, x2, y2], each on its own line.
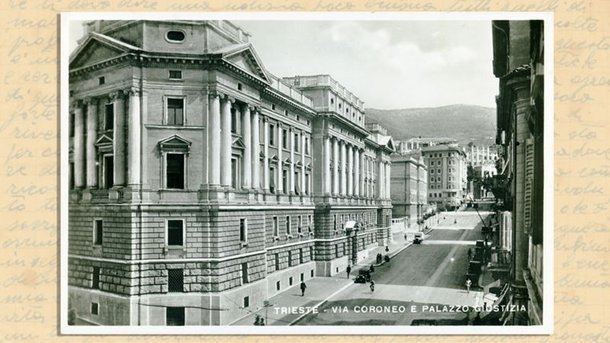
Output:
[232, 231, 415, 326]
[231, 277, 352, 326]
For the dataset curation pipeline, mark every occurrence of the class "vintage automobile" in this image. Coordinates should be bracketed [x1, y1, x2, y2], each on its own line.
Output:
[413, 232, 424, 244]
[354, 269, 372, 283]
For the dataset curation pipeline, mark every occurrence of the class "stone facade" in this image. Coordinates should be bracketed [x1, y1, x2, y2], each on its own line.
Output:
[68, 20, 394, 326]
[390, 154, 428, 225]
[492, 20, 544, 325]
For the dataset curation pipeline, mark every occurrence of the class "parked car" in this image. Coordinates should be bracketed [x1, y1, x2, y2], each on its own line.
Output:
[355, 269, 372, 283]
[413, 232, 424, 244]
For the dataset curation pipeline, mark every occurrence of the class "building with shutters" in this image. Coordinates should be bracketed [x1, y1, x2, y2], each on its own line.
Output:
[67, 20, 394, 326]
[492, 19, 545, 325]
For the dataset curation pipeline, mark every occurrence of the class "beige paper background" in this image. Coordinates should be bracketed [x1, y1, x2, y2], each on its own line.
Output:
[0, 0, 608, 341]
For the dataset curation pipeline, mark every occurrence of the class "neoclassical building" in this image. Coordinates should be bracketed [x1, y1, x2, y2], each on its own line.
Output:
[67, 20, 393, 326]
[389, 153, 427, 225]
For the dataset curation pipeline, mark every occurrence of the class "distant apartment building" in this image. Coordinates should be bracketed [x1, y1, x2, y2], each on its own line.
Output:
[421, 144, 467, 208]
[466, 143, 499, 167]
[390, 154, 427, 225]
[395, 137, 457, 155]
[67, 20, 394, 326]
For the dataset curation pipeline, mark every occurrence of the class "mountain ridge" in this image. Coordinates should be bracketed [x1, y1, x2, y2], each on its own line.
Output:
[365, 104, 496, 146]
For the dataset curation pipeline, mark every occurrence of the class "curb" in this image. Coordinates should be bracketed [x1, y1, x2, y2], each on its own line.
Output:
[288, 281, 353, 326]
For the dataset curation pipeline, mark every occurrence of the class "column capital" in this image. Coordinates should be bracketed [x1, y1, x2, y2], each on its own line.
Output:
[208, 90, 221, 99]
[71, 99, 83, 109]
[108, 90, 125, 101]
[124, 87, 141, 97]
[221, 93, 236, 103]
[82, 97, 98, 106]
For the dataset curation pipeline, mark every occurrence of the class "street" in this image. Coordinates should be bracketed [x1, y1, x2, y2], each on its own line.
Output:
[295, 210, 491, 325]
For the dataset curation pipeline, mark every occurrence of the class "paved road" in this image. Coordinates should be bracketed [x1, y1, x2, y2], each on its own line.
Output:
[295, 210, 490, 326]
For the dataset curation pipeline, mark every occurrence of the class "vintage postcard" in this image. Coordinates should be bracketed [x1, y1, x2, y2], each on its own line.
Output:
[60, 11, 553, 335]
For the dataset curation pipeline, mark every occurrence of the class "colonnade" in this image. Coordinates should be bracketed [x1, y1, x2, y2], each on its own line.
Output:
[72, 88, 141, 189]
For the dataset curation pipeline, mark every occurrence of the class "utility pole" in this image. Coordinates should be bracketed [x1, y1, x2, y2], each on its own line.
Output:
[263, 300, 273, 325]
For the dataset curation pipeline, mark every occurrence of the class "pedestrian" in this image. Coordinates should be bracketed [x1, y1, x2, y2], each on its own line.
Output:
[467, 248, 472, 260]
[254, 315, 261, 326]
[465, 278, 472, 294]
[346, 265, 351, 279]
[370, 264, 375, 273]
[385, 246, 389, 252]
[300, 280, 307, 296]
[404, 233, 407, 241]
[259, 318, 265, 326]
[369, 279, 375, 293]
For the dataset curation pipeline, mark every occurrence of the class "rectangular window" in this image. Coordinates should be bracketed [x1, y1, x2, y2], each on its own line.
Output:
[282, 169, 288, 193]
[300, 272, 304, 282]
[239, 218, 247, 243]
[166, 153, 185, 189]
[92, 267, 100, 289]
[103, 155, 113, 189]
[275, 253, 280, 271]
[288, 251, 293, 267]
[167, 98, 184, 126]
[93, 220, 103, 245]
[308, 215, 313, 232]
[285, 216, 290, 235]
[310, 246, 314, 261]
[269, 124, 275, 145]
[276, 280, 281, 291]
[166, 307, 185, 326]
[269, 167, 275, 193]
[231, 158, 238, 189]
[167, 220, 184, 246]
[305, 173, 310, 195]
[243, 296, 249, 308]
[168, 269, 184, 292]
[289, 276, 293, 286]
[91, 302, 99, 315]
[297, 216, 302, 234]
[299, 248, 304, 264]
[295, 171, 300, 195]
[305, 137, 309, 154]
[273, 216, 279, 237]
[104, 104, 114, 130]
[169, 70, 182, 79]
[98, 76, 105, 85]
[333, 215, 337, 231]
[282, 129, 288, 149]
[241, 262, 249, 284]
[69, 162, 75, 189]
[310, 269, 314, 277]
[294, 133, 299, 152]
[335, 244, 339, 258]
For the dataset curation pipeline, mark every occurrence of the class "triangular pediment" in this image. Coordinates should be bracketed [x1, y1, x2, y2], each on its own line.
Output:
[95, 134, 113, 146]
[270, 155, 279, 164]
[70, 32, 141, 70]
[218, 44, 270, 83]
[232, 136, 246, 150]
[158, 135, 191, 151]
[386, 137, 396, 152]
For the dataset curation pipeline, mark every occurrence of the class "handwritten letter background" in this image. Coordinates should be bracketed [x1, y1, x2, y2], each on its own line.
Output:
[0, 0, 608, 342]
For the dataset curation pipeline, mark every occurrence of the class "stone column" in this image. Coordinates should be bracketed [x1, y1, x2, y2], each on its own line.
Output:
[354, 148, 360, 197]
[289, 127, 295, 194]
[73, 101, 85, 188]
[324, 136, 331, 195]
[333, 137, 339, 195]
[386, 162, 391, 199]
[85, 98, 98, 188]
[112, 91, 126, 187]
[263, 116, 269, 192]
[252, 108, 260, 190]
[208, 93, 221, 185]
[340, 141, 346, 195]
[241, 104, 251, 189]
[301, 132, 306, 194]
[277, 125, 283, 194]
[220, 96, 232, 187]
[378, 160, 384, 199]
[127, 88, 141, 186]
[346, 144, 353, 196]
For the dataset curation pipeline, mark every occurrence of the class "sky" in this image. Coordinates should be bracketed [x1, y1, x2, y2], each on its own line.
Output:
[69, 19, 497, 109]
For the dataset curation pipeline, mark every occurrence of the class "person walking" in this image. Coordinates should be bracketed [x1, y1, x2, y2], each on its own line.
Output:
[300, 281, 307, 296]
[465, 278, 472, 294]
[369, 279, 375, 293]
[346, 265, 351, 279]
[467, 248, 472, 261]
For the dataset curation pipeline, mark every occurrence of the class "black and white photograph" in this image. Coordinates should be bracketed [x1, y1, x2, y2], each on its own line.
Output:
[61, 12, 552, 334]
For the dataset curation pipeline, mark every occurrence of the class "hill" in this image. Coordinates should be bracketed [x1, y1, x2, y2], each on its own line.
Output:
[365, 104, 496, 146]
